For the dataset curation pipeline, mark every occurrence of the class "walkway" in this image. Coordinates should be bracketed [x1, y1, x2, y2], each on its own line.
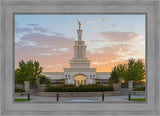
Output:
[15, 95, 146, 103]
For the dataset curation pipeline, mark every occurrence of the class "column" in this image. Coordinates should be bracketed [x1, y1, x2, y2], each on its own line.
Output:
[24, 81, 30, 92]
[118, 78, 122, 90]
[128, 80, 134, 92]
[74, 46, 78, 58]
[36, 78, 40, 91]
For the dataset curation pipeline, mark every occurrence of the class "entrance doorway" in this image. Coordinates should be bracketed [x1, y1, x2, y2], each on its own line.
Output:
[74, 75, 86, 86]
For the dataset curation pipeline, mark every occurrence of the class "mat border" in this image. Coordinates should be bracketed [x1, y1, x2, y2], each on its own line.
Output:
[0, 0, 159, 116]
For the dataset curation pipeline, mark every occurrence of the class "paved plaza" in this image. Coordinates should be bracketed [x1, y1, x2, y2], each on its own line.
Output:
[15, 95, 146, 103]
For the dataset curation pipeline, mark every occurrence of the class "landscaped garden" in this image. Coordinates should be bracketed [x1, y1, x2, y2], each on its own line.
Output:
[45, 84, 114, 92]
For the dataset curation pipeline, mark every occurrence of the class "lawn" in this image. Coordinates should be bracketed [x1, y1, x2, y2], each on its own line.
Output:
[15, 98, 34, 101]
[125, 98, 145, 101]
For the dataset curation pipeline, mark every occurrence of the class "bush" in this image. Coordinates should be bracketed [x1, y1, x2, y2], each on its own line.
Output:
[45, 84, 114, 92]
[133, 87, 145, 91]
[39, 76, 51, 85]
[15, 88, 25, 92]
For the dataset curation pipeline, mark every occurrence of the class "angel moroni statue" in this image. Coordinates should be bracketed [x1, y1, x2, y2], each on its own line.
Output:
[78, 21, 81, 30]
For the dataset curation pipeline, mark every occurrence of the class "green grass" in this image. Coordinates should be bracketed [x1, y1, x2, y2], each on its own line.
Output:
[132, 87, 145, 91]
[125, 98, 145, 101]
[15, 98, 34, 101]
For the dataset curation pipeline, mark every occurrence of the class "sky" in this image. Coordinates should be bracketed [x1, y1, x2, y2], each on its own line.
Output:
[15, 14, 145, 72]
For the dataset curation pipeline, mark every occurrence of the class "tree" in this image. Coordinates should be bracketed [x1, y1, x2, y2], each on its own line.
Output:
[110, 66, 119, 84]
[39, 75, 51, 85]
[109, 58, 145, 83]
[109, 64, 127, 84]
[124, 58, 145, 82]
[116, 64, 127, 79]
[15, 60, 43, 84]
[15, 69, 24, 84]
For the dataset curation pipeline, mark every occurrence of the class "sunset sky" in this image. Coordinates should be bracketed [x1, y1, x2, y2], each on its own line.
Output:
[15, 14, 145, 72]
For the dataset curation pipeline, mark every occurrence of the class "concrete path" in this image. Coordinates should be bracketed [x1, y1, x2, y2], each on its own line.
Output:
[15, 95, 146, 103]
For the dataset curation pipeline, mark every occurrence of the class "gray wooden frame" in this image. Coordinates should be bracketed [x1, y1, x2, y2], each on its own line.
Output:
[0, 0, 159, 116]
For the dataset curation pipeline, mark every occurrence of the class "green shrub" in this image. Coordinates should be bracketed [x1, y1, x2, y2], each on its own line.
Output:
[133, 87, 145, 91]
[15, 88, 25, 92]
[39, 76, 51, 85]
[45, 84, 114, 92]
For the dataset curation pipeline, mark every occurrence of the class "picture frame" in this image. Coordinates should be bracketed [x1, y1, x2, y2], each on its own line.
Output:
[0, 0, 159, 116]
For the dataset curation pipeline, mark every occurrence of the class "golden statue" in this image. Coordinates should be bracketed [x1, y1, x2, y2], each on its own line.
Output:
[78, 21, 81, 30]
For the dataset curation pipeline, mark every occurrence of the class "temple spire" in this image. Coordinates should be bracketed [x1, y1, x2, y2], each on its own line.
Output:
[73, 22, 87, 59]
[78, 21, 81, 30]
[77, 21, 82, 41]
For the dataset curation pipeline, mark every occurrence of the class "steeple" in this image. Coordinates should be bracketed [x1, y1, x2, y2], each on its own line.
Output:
[72, 22, 87, 59]
[77, 21, 82, 41]
[63, 23, 97, 85]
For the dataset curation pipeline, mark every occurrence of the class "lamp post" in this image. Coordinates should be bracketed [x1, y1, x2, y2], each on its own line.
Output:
[128, 92, 131, 101]
[102, 92, 104, 101]
[27, 91, 30, 101]
[56, 93, 59, 101]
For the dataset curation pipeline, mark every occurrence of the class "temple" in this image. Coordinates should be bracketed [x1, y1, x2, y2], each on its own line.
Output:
[43, 22, 110, 86]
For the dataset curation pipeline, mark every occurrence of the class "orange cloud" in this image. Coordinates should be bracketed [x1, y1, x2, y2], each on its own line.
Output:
[97, 31, 143, 42]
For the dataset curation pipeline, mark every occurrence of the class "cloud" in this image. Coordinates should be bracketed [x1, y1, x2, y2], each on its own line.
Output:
[88, 43, 133, 54]
[15, 33, 74, 71]
[109, 23, 133, 28]
[141, 41, 145, 45]
[34, 27, 47, 33]
[15, 27, 32, 34]
[16, 23, 48, 34]
[39, 53, 52, 56]
[87, 44, 143, 72]
[128, 50, 139, 56]
[89, 39, 106, 42]
[110, 23, 119, 27]
[88, 24, 98, 29]
[86, 21, 97, 24]
[52, 32, 64, 37]
[97, 31, 143, 42]
[15, 40, 73, 72]
[86, 17, 108, 29]
[18, 33, 74, 49]
[52, 48, 70, 52]
[97, 17, 108, 22]
[27, 24, 40, 27]
[87, 44, 133, 62]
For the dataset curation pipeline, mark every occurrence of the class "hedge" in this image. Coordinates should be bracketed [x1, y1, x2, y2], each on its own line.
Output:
[45, 84, 114, 92]
[15, 88, 25, 92]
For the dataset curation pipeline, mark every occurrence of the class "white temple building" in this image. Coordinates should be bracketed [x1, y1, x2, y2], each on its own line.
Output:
[42, 22, 110, 86]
